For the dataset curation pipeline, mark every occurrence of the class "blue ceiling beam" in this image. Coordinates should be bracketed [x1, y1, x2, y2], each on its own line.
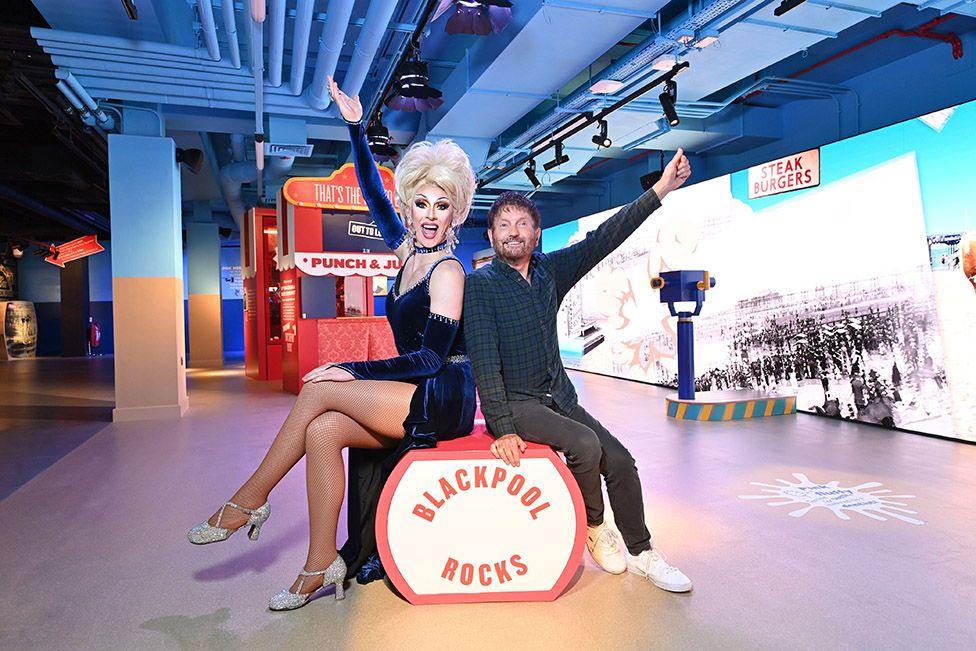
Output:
[741, 18, 840, 38]
[806, 1, 883, 18]
[540, 0, 662, 19]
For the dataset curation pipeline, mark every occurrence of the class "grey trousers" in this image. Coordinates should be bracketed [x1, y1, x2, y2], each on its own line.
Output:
[509, 398, 652, 555]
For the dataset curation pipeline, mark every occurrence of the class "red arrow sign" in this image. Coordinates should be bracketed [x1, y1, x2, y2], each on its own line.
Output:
[44, 235, 105, 268]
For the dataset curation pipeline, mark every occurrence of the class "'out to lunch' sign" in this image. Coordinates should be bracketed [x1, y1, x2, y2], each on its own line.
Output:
[748, 148, 820, 199]
[282, 164, 397, 212]
[377, 443, 586, 604]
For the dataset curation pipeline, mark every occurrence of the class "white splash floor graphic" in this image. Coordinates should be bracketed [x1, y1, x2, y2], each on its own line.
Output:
[739, 473, 924, 525]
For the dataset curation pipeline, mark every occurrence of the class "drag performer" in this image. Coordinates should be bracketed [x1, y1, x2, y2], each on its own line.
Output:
[463, 150, 693, 592]
[188, 76, 476, 611]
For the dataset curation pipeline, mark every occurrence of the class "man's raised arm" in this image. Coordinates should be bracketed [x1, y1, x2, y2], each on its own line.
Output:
[546, 148, 690, 299]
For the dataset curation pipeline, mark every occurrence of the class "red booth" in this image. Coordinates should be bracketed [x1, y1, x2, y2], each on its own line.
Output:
[242, 207, 282, 381]
[272, 164, 402, 394]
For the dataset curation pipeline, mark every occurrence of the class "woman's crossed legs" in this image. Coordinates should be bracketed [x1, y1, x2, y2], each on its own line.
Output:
[208, 378, 415, 593]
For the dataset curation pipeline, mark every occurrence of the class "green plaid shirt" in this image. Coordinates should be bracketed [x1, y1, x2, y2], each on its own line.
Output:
[464, 188, 662, 437]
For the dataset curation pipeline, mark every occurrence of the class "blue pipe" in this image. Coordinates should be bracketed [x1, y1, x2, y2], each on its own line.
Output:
[196, 0, 221, 61]
[221, 0, 241, 68]
[677, 314, 696, 400]
[268, 0, 286, 86]
[289, 0, 315, 94]
[341, 0, 399, 98]
[306, 0, 356, 110]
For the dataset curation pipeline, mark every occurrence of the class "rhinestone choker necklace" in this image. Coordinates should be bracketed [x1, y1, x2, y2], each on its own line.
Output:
[413, 240, 449, 254]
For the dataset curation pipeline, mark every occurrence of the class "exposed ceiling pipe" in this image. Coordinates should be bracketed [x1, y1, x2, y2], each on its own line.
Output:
[251, 0, 266, 23]
[220, 156, 294, 225]
[230, 133, 246, 162]
[289, 0, 315, 94]
[54, 80, 96, 126]
[196, 0, 221, 61]
[268, 0, 286, 87]
[33, 27, 215, 59]
[221, 0, 241, 68]
[793, 14, 963, 74]
[741, 14, 963, 103]
[54, 70, 114, 129]
[341, 0, 400, 99]
[305, 0, 356, 110]
[0, 183, 110, 235]
[250, 17, 265, 197]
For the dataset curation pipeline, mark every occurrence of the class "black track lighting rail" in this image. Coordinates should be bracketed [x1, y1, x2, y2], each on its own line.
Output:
[478, 62, 689, 190]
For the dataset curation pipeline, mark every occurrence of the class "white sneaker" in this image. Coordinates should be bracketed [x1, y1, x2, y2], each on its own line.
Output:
[586, 523, 627, 574]
[626, 548, 692, 592]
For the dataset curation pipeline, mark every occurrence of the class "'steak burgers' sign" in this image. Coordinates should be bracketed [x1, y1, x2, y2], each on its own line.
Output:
[748, 148, 820, 199]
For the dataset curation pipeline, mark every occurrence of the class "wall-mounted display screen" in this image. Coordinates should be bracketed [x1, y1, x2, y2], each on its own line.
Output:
[544, 99, 976, 442]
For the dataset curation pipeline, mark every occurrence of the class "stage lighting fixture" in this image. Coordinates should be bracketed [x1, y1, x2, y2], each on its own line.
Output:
[385, 57, 444, 112]
[640, 151, 667, 191]
[8, 242, 25, 259]
[176, 148, 205, 174]
[524, 159, 541, 189]
[694, 30, 719, 49]
[659, 80, 679, 127]
[589, 79, 624, 95]
[774, 0, 806, 16]
[640, 171, 662, 192]
[445, 0, 513, 35]
[366, 117, 399, 162]
[254, 134, 265, 171]
[543, 141, 569, 172]
[676, 29, 696, 45]
[120, 0, 138, 20]
[592, 119, 612, 149]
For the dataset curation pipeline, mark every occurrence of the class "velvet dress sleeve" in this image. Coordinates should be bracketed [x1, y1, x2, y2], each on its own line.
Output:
[336, 313, 459, 381]
[348, 122, 408, 251]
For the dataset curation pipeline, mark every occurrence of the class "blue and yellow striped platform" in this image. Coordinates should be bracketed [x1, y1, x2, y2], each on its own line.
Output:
[666, 390, 796, 421]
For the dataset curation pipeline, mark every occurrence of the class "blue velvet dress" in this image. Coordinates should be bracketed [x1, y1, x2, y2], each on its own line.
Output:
[336, 122, 476, 581]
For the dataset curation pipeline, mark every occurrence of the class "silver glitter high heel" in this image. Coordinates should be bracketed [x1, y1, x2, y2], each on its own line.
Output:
[268, 555, 347, 611]
[187, 500, 270, 545]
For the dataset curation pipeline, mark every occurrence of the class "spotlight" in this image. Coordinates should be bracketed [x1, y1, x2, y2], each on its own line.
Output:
[385, 57, 443, 112]
[8, 242, 25, 259]
[592, 119, 612, 149]
[774, 0, 806, 15]
[254, 134, 265, 171]
[176, 148, 205, 174]
[445, 0, 513, 35]
[524, 159, 541, 189]
[120, 0, 138, 20]
[366, 117, 399, 162]
[659, 80, 679, 127]
[543, 141, 569, 172]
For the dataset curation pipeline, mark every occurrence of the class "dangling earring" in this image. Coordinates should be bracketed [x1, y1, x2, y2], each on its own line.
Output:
[406, 220, 417, 252]
[447, 223, 459, 252]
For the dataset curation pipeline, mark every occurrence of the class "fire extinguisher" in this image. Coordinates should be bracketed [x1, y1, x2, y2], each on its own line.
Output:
[88, 316, 102, 355]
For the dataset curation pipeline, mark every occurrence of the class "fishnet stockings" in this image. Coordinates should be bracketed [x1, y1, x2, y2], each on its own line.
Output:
[207, 379, 415, 594]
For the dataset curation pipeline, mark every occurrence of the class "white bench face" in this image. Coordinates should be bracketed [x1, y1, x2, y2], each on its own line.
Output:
[378, 450, 585, 604]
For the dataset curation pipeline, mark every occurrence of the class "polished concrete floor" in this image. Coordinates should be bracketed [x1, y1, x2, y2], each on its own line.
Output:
[1, 357, 975, 650]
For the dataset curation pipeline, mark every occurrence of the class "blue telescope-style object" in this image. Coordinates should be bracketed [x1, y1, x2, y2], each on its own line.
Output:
[649, 270, 716, 400]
